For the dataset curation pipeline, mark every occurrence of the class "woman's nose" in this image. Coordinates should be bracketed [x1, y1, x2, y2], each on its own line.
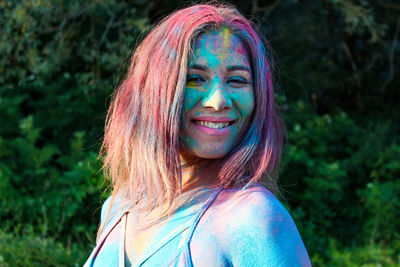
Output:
[201, 82, 232, 111]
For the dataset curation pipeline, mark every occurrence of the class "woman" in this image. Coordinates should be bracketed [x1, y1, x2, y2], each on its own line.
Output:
[85, 3, 311, 267]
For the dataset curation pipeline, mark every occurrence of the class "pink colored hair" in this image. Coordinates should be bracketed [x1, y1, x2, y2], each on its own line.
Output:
[98, 2, 284, 235]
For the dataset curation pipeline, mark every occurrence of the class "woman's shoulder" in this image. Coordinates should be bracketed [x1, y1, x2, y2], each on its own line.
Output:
[206, 184, 311, 266]
[214, 183, 284, 218]
[198, 183, 289, 242]
[99, 192, 130, 228]
[100, 196, 112, 224]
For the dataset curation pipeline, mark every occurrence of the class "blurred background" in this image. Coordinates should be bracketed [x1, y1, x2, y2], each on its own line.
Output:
[0, 0, 399, 266]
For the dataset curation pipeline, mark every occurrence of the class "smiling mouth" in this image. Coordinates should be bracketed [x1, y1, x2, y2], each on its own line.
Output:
[192, 120, 235, 129]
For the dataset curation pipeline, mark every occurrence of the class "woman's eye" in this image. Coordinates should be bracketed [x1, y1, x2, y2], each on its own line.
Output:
[227, 77, 248, 87]
[186, 75, 205, 85]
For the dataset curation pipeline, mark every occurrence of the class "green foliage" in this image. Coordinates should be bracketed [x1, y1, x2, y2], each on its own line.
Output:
[281, 100, 400, 264]
[0, 0, 399, 266]
[0, 0, 149, 264]
[357, 143, 400, 244]
[0, 114, 104, 242]
[0, 228, 87, 267]
[311, 239, 400, 266]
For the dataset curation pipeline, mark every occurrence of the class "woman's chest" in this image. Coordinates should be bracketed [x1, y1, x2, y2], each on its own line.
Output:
[94, 219, 229, 267]
[123, 208, 226, 266]
[92, 188, 237, 266]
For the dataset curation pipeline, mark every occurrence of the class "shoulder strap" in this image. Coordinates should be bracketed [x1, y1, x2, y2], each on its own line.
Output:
[132, 188, 223, 267]
[85, 209, 129, 267]
[119, 212, 128, 267]
[185, 187, 223, 244]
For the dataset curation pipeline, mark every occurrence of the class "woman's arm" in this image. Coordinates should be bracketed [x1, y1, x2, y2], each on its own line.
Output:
[221, 188, 311, 266]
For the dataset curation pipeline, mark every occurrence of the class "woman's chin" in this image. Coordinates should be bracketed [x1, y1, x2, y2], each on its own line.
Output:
[191, 149, 230, 160]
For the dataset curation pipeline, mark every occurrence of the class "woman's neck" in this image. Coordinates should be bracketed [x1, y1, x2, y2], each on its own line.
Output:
[180, 157, 221, 192]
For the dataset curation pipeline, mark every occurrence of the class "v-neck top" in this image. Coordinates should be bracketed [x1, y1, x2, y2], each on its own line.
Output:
[84, 188, 224, 267]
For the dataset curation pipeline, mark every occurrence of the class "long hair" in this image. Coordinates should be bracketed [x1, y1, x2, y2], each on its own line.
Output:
[98, 3, 284, 237]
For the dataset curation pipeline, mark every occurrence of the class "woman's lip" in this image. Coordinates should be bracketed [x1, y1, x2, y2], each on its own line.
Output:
[191, 121, 232, 136]
[192, 116, 235, 123]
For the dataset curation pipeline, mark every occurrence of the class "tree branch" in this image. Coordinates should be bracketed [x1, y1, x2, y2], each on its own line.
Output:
[341, 41, 361, 87]
[379, 17, 400, 92]
[345, 53, 379, 83]
[251, 0, 283, 16]
[98, 13, 115, 50]
[377, 1, 400, 10]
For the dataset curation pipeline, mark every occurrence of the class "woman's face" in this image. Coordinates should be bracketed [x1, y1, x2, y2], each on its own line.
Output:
[180, 29, 255, 161]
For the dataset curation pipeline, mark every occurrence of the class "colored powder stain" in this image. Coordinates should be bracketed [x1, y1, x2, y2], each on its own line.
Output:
[221, 28, 232, 61]
[207, 54, 220, 70]
[223, 28, 231, 51]
[161, 40, 167, 49]
[174, 25, 182, 36]
[186, 81, 197, 88]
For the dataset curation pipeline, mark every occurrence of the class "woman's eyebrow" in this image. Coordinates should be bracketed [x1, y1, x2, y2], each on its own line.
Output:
[188, 64, 251, 73]
[188, 63, 208, 71]
[227, 65, 251, 73]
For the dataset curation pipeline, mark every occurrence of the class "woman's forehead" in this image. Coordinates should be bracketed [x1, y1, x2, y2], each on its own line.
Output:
[193, 28, 244, 52]
[190, 29, 251, 69]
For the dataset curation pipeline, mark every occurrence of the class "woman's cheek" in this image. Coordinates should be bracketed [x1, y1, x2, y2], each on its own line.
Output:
[181, 134, 200, 152]
[230, 89, 255, 118]
[182, 87, 205, 112]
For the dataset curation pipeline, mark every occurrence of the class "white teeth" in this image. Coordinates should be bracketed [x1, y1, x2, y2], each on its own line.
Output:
[194, 121, 230, 129]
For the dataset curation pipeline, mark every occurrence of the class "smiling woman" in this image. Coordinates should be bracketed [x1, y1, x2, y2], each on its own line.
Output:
[85, 3, 311, 267]
[180, 29, 255, 161]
